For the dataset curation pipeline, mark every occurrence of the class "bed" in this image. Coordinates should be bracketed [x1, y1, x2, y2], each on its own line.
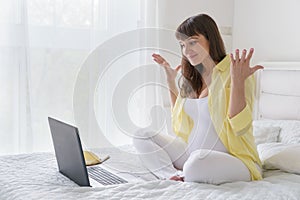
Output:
[1, 63, 300, 200]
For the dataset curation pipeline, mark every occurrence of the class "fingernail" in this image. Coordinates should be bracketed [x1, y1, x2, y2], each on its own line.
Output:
[236, 49, 239, 52]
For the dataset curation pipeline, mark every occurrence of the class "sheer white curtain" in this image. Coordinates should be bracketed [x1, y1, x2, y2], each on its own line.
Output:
[0, 0, 32, 154]
[0, 0, 165, 155]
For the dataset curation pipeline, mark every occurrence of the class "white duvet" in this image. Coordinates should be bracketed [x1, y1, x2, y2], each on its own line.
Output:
[1, 146, 300, 200]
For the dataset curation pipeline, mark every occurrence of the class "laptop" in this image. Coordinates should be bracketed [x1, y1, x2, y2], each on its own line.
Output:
[48, 117, 141, 187]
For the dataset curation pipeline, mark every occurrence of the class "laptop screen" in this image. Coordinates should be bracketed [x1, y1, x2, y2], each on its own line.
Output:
[48, 117, 90, 186]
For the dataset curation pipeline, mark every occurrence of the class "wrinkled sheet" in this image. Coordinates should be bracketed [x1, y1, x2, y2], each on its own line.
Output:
[1, 146, 300, 200]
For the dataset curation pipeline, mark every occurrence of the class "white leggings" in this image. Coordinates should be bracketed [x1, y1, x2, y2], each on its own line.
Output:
[133, 128, 252, 184]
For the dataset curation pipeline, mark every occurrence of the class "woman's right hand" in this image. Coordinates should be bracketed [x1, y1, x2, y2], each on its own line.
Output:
[152, 53, 181, 81]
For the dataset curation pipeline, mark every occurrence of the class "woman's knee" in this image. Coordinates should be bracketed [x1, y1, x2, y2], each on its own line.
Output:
[132, 128, 157, 140]
[183, 149, 251, 184]
[183, 149, 212, 182]
[132, 128, 157, 151]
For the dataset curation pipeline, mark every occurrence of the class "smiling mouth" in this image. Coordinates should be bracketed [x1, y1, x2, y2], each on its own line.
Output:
[188, 54, 198, 60]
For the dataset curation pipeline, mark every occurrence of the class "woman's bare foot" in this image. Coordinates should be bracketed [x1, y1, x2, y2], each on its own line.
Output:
[169, 175, 184, 182]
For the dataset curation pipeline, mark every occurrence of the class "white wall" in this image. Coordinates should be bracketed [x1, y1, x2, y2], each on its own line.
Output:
[233, 0, 300, 64]
[157, 0, 234, 29]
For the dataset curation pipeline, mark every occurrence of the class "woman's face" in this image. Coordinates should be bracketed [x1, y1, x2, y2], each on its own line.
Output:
[179, 34, 210, 66]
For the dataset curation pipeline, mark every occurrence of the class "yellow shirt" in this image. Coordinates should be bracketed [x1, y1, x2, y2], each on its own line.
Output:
[171, 55, 262, 181]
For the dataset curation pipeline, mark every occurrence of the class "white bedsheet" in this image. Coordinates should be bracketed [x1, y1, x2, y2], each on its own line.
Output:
[1, 146, 300, 200]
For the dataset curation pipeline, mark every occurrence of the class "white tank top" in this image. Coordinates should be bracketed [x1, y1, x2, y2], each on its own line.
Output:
[183, 97, 228, 154]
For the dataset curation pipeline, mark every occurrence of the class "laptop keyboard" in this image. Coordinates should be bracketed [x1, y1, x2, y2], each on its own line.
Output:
[87, 166, 128, 185]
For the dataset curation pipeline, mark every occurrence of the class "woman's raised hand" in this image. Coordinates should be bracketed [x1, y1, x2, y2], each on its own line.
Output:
[230, 48, 264, 85]
[152, 53, 181, 81]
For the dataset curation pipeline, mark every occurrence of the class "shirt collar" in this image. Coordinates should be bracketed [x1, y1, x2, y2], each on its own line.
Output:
[215, 54, 230, 72]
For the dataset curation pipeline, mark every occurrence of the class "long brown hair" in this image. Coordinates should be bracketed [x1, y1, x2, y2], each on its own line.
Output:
[175, 14, 226, 98]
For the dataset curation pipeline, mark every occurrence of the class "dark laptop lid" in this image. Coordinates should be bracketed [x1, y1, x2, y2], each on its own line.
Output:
[48, 117, 90, 186]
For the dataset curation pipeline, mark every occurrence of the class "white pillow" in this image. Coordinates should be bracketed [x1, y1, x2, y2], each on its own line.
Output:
[264, 145, 300, 174]
[253, 125, 281, 145]
[253, 120, 300, 144]
[257, 143, 289, 163]
[257, 143, 300, 174]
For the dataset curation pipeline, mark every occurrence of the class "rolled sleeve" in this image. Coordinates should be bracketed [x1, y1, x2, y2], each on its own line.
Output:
[227, 104, 252, 136]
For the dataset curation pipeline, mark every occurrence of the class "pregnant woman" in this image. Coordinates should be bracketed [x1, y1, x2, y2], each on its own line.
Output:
[133, 13, 263, 184]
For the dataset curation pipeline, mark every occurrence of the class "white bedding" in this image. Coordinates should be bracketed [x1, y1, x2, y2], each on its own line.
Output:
[1, 146, 300, 200]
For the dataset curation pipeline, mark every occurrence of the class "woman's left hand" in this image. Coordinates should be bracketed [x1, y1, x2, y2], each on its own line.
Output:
[230, 48, 264, 84]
